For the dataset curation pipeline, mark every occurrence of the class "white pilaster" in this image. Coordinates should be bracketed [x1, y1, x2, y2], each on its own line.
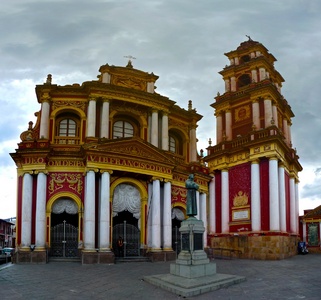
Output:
[221, 169, 229, 233]
[35, 172, 47, 249]
[251, 160, 261, 231]
[283, 119, 289, 143]
[216, 112, 223, 143]
[231, 77, 236, 91]
[21, 173, 33, 248]
[84, 170, 96, 250]
[295, 181, 300, 233]
[161, 112, 169, 151]
[259, 67, 266, 80]
[251, 69, 258, 82]
[100, 99, 110, 138]
[163, 181, 172, 250]
[278, 164, 286, 232]
[151, 179, 161, 251]
[147, 182, 153, 249]
[264, 99, 273, 128]
[269, 158, 280, 231]
[225, 110, 232, 141]
[87, 97, 96, 137]
[151, 110, 158, 147]
[224, 79, 230, 92]
[189, 126, 197, 162]
[289, 177, 296, 233]
[99, 171, 111, 251]
[195, 190, 200, 220]
[200, 192, 207, 247]
[252, 100, 260, 130]
[272, 104, 278, 127]
[39, 99, 50, 139]
[209, 176, 216, 233]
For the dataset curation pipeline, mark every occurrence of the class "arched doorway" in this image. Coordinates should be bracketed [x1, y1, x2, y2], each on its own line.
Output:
[172, 207, 185, 256]
[49, 198, 79, 258]
[112, 184, 141, 257]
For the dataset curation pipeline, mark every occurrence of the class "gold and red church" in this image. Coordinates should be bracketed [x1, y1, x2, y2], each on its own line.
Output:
[10, 38, 302, 263]
[204, 38, 302, 259]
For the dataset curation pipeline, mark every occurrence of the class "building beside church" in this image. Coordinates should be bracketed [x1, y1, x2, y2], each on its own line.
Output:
[204, 38, 302, 259]
[10, 59, 210, 264]
[299, 206, 321, 252]
[10, 38, 302, 263]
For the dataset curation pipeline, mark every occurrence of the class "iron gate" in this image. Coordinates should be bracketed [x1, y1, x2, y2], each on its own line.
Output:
[172, 225, 181, 256]
[50, 221, 78, 257]
[112, 223, 140, 257]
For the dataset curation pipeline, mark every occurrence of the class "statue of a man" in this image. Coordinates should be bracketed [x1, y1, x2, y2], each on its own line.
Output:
[185, 174, 199, 217]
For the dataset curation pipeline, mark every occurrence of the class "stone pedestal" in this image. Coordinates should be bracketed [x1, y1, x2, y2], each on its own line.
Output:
[144, 217, 246, 297]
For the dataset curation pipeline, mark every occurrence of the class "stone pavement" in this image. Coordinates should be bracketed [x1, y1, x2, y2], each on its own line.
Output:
[1, 254, 321, 300]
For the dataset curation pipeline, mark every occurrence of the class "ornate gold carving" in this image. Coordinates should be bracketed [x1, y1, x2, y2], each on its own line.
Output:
[48, 173, 83, 195]
[235, 105, 251, 122]
[111, 75, 146, 91]
[52, 100, 86, 112]
[233, 191, 249, 207]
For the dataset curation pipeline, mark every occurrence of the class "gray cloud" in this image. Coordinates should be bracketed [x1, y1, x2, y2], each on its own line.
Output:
[1, 0, 321, 217]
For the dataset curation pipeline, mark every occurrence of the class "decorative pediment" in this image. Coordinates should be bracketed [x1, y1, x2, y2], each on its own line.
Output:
[84, 137, 176, 166]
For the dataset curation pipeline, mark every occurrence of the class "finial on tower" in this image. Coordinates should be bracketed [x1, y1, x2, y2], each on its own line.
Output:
[124, 55, 136, 68]
[246, 35, 252, 41]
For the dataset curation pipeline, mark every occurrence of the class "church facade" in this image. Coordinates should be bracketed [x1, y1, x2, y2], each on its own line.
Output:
[10, 60, 210, 264]
[10, 38, 302, 263]
[204, 38, 302, 259]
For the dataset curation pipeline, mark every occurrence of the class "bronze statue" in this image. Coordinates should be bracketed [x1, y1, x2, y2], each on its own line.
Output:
[185, 174, 199, 217]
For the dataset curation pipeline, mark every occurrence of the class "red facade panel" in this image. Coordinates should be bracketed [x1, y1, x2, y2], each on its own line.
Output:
[215, 172, 222, 233]
[260, 158, 270, 231]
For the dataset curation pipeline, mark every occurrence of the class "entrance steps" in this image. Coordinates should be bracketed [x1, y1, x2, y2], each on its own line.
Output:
[49, 257, 81, 263]
[115, 256, 151, 263]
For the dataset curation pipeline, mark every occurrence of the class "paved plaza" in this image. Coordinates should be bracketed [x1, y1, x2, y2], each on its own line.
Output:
[0, 254, 321, 299]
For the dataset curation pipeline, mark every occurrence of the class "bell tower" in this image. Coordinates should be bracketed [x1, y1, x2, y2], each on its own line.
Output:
[204, 38, 302, 260]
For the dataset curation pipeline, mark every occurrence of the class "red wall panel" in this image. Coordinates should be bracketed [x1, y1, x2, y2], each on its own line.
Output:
[215, 171, 222, 233]
[260, 158, 270, 231]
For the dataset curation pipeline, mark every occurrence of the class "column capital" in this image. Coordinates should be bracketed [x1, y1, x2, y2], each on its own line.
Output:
[163, 179, 172, 183]
[41, 94, 51, 103]
[34, 170, 49, 175]
[151, 176, 163, 182]
[99, 169, 113, 175]
[101, 97, 111, 103]
[268, 156, 278, 161]
[250, 159, 260, 164]
[88, 96, 97, 102]
[85, 168, 99, 174]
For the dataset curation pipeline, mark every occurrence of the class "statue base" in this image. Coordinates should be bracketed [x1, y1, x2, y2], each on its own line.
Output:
[144, 217, 246, 297]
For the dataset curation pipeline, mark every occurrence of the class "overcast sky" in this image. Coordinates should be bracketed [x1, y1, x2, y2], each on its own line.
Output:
[1, 0, 321, 219]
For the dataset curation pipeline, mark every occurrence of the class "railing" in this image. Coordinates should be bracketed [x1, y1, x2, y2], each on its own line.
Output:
[54, 136, 80, 145]
[206, 127, 286, 156]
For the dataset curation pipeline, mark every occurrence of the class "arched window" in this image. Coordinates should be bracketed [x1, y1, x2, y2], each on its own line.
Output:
[113, 120, 134, 138]
[55, 113, 80, 144]
[168, 132, 183, 155]
[169, 136, 176, 153]
[59, 119, 76, 137]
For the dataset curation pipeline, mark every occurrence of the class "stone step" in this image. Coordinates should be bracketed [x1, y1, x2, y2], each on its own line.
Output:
[115, 256, 151, 263]
[49, 257, 81, 263]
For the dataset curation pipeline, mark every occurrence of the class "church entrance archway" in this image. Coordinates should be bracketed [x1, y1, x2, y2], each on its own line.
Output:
[49, 198, 79, 258]
[172, 207, 185, 256]
[112, 184, 141, 257]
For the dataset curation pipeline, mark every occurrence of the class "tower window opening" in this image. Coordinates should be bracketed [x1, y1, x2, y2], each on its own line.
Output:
[238, 74, 251, 88]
